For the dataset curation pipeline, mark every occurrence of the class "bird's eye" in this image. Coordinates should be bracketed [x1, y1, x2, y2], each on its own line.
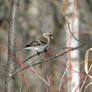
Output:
[49, 34, 52, 36]
[49, 33, 53, 39]
[49, 33, 52, 36]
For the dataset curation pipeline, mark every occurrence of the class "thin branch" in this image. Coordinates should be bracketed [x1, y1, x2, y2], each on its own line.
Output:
[30, 43, 85, 66]
[59, 61, 68, 92]
[30, 65, 50, 86]
[13, 40, 92, 76]
[68, 22, 80, 42]
[23, 50, 45, 63]
[23, 47, 74, 64]
[13, 42, 89, 76]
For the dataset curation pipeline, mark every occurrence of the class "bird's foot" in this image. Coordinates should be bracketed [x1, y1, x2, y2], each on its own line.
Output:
[44, 49, 48, 53]
[37, 51, 40, 55]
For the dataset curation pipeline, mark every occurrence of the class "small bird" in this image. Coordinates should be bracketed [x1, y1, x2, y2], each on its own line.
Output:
[24, 32, 53, 54]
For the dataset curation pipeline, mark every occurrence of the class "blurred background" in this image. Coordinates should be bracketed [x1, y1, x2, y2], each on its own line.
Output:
[0, 0, 92, 92]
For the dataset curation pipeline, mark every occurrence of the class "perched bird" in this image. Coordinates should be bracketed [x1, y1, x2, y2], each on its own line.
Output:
[24, 32, 53, 54]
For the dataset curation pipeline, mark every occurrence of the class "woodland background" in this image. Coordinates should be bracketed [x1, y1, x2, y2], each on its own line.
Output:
[0, 0, 92, 92]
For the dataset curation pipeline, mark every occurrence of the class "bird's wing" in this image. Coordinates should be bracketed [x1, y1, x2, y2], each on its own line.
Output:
[25, 34, 49, 48]
[38, 35, 48, 43]
[25, 41, 47, 48]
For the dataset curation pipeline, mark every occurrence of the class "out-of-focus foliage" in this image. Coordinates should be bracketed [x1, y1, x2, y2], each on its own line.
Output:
[0, 0, 92, 92]
[0, 0, 67, 92]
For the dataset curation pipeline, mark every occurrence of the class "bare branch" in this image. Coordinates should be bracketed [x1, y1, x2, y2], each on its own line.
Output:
[13, 41, 91, 76]
[23, 47, 72, 63]
[68, 22, 80, 42]
[59, 61, 68, 91]
[30, 43, 85, 66]
[23, 50, 45, 63]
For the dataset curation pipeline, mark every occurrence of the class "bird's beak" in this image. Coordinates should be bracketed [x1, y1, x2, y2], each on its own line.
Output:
[50, 36, 53, 39]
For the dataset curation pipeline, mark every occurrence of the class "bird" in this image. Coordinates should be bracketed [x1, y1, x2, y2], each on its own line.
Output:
[24, 32, 53, 54]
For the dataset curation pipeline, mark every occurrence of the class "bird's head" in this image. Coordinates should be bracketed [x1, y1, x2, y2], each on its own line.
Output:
[42, 32, 53, 39]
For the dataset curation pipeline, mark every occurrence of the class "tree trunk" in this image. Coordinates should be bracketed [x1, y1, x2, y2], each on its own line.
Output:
[7, 0, 20, 92]
[65, 0, 80, 91]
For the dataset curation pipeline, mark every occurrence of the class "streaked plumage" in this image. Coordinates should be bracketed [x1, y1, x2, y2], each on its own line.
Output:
[24, 32, 53, 52]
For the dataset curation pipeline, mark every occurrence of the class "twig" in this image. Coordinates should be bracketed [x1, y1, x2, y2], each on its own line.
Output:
[30, 43, 85, 66]
[13, 40, 92, 76]
[22, 47, 71, 64]
[23, 46, 81, 64]
[59, 61, 68, 92]
[30, 64, 50, 86]
[15, 43, 85, 74]
[23, 50, 45, 63]
[68, 22, 80, 42]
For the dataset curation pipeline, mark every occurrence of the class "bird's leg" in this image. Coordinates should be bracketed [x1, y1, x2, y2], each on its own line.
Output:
[36, 49, 48, 55]
[44, 49, 48, 53]
[37, 51, 40, 55]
